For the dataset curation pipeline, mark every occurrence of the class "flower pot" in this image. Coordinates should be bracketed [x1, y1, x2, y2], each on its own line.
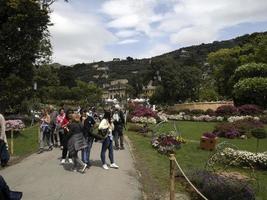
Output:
[200, 136, 218, 151]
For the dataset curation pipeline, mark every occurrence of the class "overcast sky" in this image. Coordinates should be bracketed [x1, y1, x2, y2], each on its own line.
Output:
[49, 0, 267, 65]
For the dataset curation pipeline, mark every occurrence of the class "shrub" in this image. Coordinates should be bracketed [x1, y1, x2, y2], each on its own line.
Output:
[178, 109, 191, 115]
[238, 104, 263, 115]
[259, 115, 267, 124]
[233, 119, 264, 136]
[233, 77, 267, 108]
[203, 132, 217, 138]
[190, 109, 205, 115]
[132, 106, 157, 118]
[215, 105, 238, 116]
[213, 123, 239, 138]
[204, 109, 216, 116]
[188, 170, 255, 200]
[213, 119, 264, 138]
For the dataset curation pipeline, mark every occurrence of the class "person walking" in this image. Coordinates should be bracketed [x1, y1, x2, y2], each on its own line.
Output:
[60, 109, 73, 164]
[48, 105, 58, 147]
[98, 111, 119, 170]
[112, 104, 125, 150]
[81, 110, 96, 167]
[67, 113, 87, 172]
[0, 114, 8, 148]
[56, 108, 65, 148]
[38, 109, 53, 154]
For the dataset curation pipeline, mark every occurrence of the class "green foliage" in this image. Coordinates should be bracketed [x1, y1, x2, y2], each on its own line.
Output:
[0, 0, 51, 112]
[251, 128, 267, 139]
[208, 47, 241, 97]
[233, 77, 267, 108]
[149, 57, 201, 104]
[199, 86, 220, 101]
[233, 63, 267, 81]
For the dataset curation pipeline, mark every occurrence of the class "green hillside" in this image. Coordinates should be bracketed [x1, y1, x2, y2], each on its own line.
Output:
[57, 31, 267, 87]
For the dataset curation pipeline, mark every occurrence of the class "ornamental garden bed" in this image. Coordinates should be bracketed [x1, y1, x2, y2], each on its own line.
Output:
[126, 121, 267, 200]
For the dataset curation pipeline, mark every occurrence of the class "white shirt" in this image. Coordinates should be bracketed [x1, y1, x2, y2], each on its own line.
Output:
[98, 118, 114, 139]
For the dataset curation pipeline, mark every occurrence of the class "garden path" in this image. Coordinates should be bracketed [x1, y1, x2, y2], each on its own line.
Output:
[0, 141, 141, 200]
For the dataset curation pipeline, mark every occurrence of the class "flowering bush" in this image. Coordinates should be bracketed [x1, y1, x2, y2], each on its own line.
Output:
[131, 116, 157, 124]
[5, 120, 25, 131]
[132, 106, 157, 118]
[151, 134, 182, 154]
[213, 119, 264, 138]
[188, 170, 255, 200]
[220, 148, 267, 169]
[204, 108, 216, 116]
[203, 132, 217, 138]
[216, 105, 239, 116]
[157, 112, 168, 122]
[166, 113, 224, 122]
[238, 104, 263, 115]
[227, 115, 260, 123]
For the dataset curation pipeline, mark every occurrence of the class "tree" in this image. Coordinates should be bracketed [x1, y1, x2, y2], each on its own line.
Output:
[149, 57, 201, 104]
[208, 47, 241, 97]
[0, 0, 51, 112]
[233, 77, 267, 108]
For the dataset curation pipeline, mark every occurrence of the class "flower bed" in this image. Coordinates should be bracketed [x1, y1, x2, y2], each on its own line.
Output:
[187, 170, 255, 200]
[227, 115, 260, 123]
[220, 148, 267, 169]
[5, 120, 25, 131]
[213, 119, 264, 139]
[151, 134, 184, 154]
[131, 116, 157, 124]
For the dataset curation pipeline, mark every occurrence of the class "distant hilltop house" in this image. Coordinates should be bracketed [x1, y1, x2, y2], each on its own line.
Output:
[102, 79, 129, 100]
[141, 80, 156, 98]
[96, 66, 109, 71]
[92, 64, 99, 68]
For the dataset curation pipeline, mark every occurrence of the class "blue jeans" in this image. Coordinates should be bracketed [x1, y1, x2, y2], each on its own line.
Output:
[81, 137, 94, 165]
[100, 136, 114, 165]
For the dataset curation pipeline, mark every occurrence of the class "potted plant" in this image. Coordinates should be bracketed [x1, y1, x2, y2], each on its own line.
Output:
[200, 132, 218, 151]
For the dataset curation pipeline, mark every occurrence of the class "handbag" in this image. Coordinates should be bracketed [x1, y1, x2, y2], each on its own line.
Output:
[98, 128, 109, 138]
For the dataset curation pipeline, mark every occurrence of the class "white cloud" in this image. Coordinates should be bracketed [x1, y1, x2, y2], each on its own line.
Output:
[116, 30, 141, 38]
[49, 0, 267, 64]
[117, 39, 139, 44]
[49, 2, 117, 65]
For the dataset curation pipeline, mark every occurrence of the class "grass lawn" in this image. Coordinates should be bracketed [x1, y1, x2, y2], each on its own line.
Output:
[6, 125, 39, 157]
[126, 121, 267, 200]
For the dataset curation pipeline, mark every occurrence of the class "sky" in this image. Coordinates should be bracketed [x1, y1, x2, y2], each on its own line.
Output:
[49, 0, 267, 65]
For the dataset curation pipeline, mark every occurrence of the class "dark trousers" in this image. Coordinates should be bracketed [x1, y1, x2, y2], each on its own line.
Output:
[73, 151, 85, 169]
[61, 134, 71, 159]
[113, 129, 124, 148]
[100, 136, 114, 165]
[0, 175, 22, 200]
[81, 137, 94, 165]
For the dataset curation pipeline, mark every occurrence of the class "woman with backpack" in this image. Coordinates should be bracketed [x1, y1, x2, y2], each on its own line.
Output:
[98, 111, 119, 170]
[67, 113, 87, 172]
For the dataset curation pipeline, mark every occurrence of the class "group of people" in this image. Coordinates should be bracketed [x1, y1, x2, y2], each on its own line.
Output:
[38, 104, 126, 172]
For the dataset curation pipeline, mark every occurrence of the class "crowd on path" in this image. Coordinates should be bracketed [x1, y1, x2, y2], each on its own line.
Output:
[38, 104, 126, 172]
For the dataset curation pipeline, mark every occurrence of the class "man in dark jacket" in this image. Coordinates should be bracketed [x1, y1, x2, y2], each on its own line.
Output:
[0, 175, 22, 200]
[82, 111, 96, 167]
[112, 104, 125, 150]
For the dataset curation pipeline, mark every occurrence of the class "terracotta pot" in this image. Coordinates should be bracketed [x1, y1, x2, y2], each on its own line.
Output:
[200, 136, 218, 151]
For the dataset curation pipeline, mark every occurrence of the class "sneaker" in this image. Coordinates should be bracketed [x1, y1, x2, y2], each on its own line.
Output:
[81, 164, 87, 173]
[48, 146, 53, 151]
[120, 146, 125, 150]
[102, 164, 109, 170]
[37, 149, 43, 154]
[73, 169, 77, 172]
[110, 163, 119, 169]
[60, 146, 63, 150]
[60, 159, 66, 164]
[68, 159, 73, 164]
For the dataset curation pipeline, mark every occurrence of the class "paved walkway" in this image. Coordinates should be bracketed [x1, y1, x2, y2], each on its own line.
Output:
[0, 141, 141, 200]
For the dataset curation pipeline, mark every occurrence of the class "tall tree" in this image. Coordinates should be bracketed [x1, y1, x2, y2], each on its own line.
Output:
[0, 0, 51, 112]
